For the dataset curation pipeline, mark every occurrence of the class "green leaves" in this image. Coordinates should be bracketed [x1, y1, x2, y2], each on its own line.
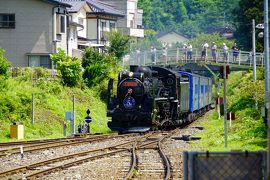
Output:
[106, 31, 130, 59]
[139, 0, 240, 38]
[0, 48, 11, 78]
[82, 47, 121, 89]
[50, 49, 82, 87]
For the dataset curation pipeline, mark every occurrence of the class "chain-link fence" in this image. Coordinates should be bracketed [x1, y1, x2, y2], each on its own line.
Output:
[183, 151, 267, 180]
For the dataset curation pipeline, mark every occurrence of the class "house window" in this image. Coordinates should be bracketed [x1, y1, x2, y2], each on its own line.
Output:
[0, 14, 15, 28]
[109, 22, 115, 31]
[101, 21, 106, 39]
[60, 15, 65, 33]
[28, 55, 52, 68]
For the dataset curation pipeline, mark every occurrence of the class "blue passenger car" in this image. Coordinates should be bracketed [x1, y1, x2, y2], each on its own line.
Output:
[178, 71, 212, 113]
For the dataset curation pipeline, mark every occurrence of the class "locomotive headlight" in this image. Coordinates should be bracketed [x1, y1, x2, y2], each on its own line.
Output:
[123, 96, 136, 109]
[129, 72, 133, 77]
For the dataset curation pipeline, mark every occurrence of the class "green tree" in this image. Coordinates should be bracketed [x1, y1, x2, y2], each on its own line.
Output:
[106, 31, 130, 59]
[82, 47, 104, 68]
[50, 49, 82, 87]
[82, 48, 120, 88]
[233, 0, 263, 51]
[189, 33, 234, 50]
[138, 0, 240, 38]
[0, 48, 11, 78]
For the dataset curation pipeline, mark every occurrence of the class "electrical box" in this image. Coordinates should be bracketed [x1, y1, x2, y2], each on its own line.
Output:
[10, 123, 24, 140]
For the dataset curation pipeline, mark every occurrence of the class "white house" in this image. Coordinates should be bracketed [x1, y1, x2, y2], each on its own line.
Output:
[98, 0, 144, 38]
[0, 0, 70, 68]
[156, 31, 189, 47]
[58, 0, 125, 56]
[0, 0, 140, 68]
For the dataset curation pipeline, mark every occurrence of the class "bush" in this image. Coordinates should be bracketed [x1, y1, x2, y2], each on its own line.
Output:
[106, 31, 130, 59]
[50, 49, 82, 87]
[82, 47, 104, 68]
[0, 48, 11, 78]
[82, 48, 120, 87]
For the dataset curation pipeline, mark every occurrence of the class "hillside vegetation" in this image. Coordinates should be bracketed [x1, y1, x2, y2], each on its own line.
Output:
[0, 68, 112, 142]
[194, 69, 266, 151]
[138, 0, 264, 51]
[0, 31, 130, 142]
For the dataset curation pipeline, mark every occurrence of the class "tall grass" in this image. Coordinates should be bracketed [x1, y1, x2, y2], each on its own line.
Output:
[0, 68, 111, 142]
[193, 70, 266, 151]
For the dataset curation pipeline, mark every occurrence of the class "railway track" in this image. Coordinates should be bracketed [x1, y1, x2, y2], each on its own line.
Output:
[124, 130, 176, 180]
[0, 133, 136, 157]
[0, 133, 119, 147]
[0, 133, 154, 179]
[0, 131, 176, 180]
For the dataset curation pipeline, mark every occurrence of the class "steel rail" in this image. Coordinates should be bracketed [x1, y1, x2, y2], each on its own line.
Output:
[0, 133, 137, 157]
[0, 139, 137, 177]
[19, 133, 157, 179]
[123, 142, 137, 180]
[124, 130, 177, 180]
[158, 141, 171, 180]
[1, 131, 167, 179]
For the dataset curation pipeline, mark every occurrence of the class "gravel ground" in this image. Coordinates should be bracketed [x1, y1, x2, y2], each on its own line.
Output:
[1, 111, 212, 180]
[0, 135, 139, 174]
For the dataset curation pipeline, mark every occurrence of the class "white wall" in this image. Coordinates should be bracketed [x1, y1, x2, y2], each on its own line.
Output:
[71, 8, 87, 38]
[0, 0, 68, 67]
[67, 26, 77, 56]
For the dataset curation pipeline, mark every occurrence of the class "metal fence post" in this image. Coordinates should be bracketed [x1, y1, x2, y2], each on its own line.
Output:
[238, 50, 241, 65]
[195, 49, 197, 63]
[32, 93, 34, 125]
[183, 151, 188, 180]
[72, 95, 75, 135]
[176, 48, 179, 64]
[224, 65, 228, 148]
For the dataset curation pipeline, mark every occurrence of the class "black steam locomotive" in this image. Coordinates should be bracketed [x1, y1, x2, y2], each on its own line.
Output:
[107, 66, 212, 133]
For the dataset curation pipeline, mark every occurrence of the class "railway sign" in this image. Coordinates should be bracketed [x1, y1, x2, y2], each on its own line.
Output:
[84, 109, 92, 123]
[84, 115, 92, 123]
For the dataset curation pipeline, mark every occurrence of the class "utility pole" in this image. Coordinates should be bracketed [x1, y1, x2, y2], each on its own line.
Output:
[252, 19, 256, 82]
[264, 0, 270, 179]
[223, 64, 227, 148]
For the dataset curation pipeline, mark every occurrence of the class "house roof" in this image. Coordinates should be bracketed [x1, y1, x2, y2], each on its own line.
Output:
[56, 0, 86, 12]
[44, 0, 72, 7]
[156, 30, 188, 39]
[56, 0, 124, 16]
[86, 0, 125, 17]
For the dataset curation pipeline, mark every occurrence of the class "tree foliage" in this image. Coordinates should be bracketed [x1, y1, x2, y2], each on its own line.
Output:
[138, 0, 240, 38]
[82, 48, 120, 88]
[0, 48, 11, 78]
[232, 0, 264, 51]
[106, 31, 130, 59]
[50, 49, 82, 87]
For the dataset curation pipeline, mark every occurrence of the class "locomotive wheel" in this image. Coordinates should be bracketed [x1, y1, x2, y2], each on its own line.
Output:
[187, 114, 193, 122]
[160, 119, 173, 130]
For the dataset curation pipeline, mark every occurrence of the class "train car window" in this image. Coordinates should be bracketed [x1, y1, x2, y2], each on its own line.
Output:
[181, 75, 189, 82]
[205, 85, 208, 93]
[195, 84, 198, 94]
[201, 85, 204, 93]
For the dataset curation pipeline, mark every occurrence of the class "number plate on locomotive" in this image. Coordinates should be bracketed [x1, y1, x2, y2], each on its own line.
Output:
[122, 82, 138, 86]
